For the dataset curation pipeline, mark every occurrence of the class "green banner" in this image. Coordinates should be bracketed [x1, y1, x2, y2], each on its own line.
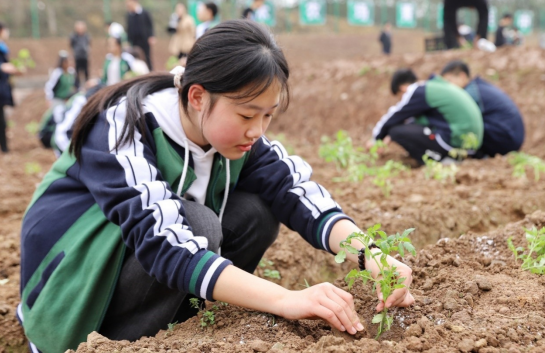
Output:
[188, 0, 203, 25]
[488, 6, 497, 31]
[299, 0, 326, 25]
[254, 1, 276, 26]
[347, 0, 374, 26]
[436, 3, 443, 29]
[515, 10, 533, 35]
[396, 2, 416, 28]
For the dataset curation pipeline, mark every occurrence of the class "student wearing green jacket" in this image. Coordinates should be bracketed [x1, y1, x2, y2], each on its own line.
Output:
[102, 36, 135, 86]
[44, 51, 76, 107]
[368, 68, 484, 165]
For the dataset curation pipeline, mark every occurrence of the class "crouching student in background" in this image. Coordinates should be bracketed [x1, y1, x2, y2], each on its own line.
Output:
[102, 36, 134, 86]
[441, 60, 524, 157]
[44, 51, 77, 107]
[19, 20, 414, 353]
[367, 68, 484, 165]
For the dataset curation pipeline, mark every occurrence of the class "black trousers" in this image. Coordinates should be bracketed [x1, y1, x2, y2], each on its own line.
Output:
[0, 106, 7, 153]
[135, 42, 152, 71]
[388, 124, 450, 165]
[75, 58, 89, 89]
[99, 191, 280, 341]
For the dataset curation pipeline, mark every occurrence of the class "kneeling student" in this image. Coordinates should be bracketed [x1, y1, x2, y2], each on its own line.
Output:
[441, 60, 524, 157]
[368, 68, 484, 165]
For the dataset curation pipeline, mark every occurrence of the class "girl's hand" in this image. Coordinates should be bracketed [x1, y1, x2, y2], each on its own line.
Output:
[365, 252, 415, 312]
[277, 283, 365, 335]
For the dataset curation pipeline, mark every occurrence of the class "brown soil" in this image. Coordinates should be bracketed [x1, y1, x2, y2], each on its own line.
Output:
[1, 36, 545, 353]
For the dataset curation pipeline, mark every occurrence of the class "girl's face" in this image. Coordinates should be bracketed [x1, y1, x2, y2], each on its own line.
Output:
[197, 5, 212, 22]
[107, 37, 121, 55]
[197, 84, 281, 160]
[0, 28, 9, 41]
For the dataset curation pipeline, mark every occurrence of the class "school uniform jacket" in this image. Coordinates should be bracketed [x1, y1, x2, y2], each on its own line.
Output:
[44, 67, 76, 101]
[19, 88, 352, 353]
[373, 75, 484, 150]
[465, 77, 524, 156]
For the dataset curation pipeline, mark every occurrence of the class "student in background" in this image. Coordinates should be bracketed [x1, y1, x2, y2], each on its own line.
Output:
[242, 0, 264, 20]
[102, 37, 135, 86]
[441, 60, 524, 157]
[126, 46, 149, 76]
[378, 22, 392, 55]
[69, 21, 91, 89]
[367, 68, 484, 165]
[44, 51, 76, 107]
[196, 2, 218, 39]
[0, 22, 24, 153]
[126, 0, 155, 70]
[495, 13, 513, 48]
[168, 3, 196, 64]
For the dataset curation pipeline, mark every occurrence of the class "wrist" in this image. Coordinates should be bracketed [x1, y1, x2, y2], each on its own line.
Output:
[270, 288, 292, 317]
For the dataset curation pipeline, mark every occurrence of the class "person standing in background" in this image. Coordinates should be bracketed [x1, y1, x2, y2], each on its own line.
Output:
[196, 2, 218, 39]
[0, 22, 23, 153]
[242, 0, 264, 20]
[443, 0, 488, 49]
[69, 21, 91, 89]
[126, 0, 155, 71]
[168, 3, 196, 65]
[495, 13, 513, 48]
[378, 22, 392, 55]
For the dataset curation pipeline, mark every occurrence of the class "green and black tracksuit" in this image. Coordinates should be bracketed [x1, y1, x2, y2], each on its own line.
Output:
[372, 75, 484, 164]
[44, 67, 76, 102]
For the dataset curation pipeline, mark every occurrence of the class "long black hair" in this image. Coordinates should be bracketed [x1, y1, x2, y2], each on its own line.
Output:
[70, 20, 290, 160]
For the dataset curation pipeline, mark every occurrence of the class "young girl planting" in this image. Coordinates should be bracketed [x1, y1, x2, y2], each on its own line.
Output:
[19, 20, 414, 353]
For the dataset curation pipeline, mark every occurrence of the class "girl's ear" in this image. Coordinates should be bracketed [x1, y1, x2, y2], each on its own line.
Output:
[187, 84, 207, 112]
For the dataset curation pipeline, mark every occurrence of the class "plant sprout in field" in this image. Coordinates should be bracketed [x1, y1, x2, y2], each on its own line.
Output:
[448, 133, 479, 159]
[10, 49, 35, 71]
[188, 298, 228, 328]
[165, 56, 180, 71]
[258, 258, 282, 280]
[508, 152, 545, 181]
[25, 162, 42, 176]
[507, 226, 545, 274]
[320, 131, 407, 196]
[422, 155, 458, 183]
[25, 121, 40, 136]
[335, 224, 416, 339]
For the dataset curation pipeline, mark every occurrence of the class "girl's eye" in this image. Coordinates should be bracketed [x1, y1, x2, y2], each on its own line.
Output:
[240, 115, 253, 120]
[265, 114, 273, 119]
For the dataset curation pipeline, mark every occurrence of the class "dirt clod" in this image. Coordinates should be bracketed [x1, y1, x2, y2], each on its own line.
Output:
[475, 275, 493, 291]
[249, 339, 270, 352]
[458, 338, 475, 353]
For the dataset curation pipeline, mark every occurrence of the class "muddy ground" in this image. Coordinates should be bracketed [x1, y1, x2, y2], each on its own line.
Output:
[1, 36, 545, 353]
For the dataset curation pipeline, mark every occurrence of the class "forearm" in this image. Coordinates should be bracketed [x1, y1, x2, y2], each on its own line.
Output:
[212, 265, 289, 316]
[329, 219, 372, 264]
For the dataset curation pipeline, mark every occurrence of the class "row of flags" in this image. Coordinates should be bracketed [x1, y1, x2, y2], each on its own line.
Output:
[188, 0, 536, 34]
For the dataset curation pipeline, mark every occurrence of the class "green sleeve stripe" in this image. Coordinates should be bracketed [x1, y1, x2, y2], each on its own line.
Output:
[189, 251, 215, 295]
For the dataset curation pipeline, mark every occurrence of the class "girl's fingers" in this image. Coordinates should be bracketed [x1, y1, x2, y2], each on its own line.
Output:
[312, 302, 345, 332]
[319, 296, 358, 335]
[331, 286, 356, 311]
[326, 289, 363, 331]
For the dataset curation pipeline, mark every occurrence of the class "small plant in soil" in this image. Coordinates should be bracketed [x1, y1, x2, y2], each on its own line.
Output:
[507, 226, 545, 274]
[448, 132, 480, 160]
[25, 121, 40, 136]
[10, 49, 35, 72]
[320, 131, 407, 196]
[335, 224, 416, 339]
[189, 298, 227, 328]
[258, 258, 282, 280]
[164, 321, 178, 337]
[24, 162, 42, 176]
[422, 155, 458, 183]
[508, 152, 545, 181]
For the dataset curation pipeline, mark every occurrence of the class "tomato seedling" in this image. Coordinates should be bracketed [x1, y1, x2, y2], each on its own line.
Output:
[422, 155, 458, 183]
[335, 224, 416, 339]
[188, 298, 227, 327]
[508, 152, 545, 181]
[507, 226, 545, 274]
[10, 49, 35, 72]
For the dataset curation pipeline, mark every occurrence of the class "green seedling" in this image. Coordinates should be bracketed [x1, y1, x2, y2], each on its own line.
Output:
[11, 49, 35, 71]
[164, 321, 178, 336]
[189, 298, 225, 328]
[258, 258, 281, 280]
[508, 152, 545, 181]
[507, 226, 545, 274]
[335, 224, 416, 339]
[448, 133, 480, 159]
[263, 269, 281, 279]
[358, 66, 371, 76]
[422, 155, 458, 183]
[25, 121, 40, 136]
[165, 56, 180, 71]
[25, 162, 42, 176]
[320, 131, 407, 196]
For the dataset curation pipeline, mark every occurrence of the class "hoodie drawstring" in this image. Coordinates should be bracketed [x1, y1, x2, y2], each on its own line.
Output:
[176, 139, 231, 227]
